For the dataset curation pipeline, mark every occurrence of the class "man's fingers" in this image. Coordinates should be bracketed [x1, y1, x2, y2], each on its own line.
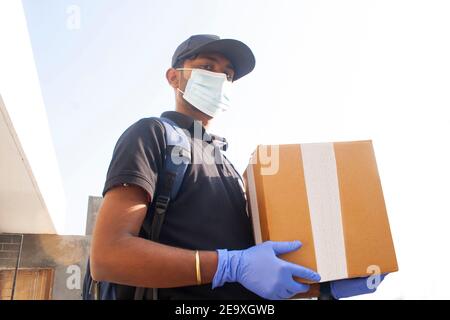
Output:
[270, 240, 302, 255]
[286, 262, 321, 282]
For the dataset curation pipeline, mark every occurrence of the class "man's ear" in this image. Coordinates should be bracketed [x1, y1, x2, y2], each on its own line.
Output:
[166, 68, 179, 89]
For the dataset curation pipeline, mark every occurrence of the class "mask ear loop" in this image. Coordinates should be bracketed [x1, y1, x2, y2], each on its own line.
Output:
[176, 68, 187, 96]
[176, 68, 199, 95]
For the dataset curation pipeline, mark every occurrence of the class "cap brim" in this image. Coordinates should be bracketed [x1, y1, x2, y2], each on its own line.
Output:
[180, 39, 255, 81]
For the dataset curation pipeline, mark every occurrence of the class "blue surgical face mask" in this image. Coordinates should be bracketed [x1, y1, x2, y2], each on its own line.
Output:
[176, 68, 232, 118]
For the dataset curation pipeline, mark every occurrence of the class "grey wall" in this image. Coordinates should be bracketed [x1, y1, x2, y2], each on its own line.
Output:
[0, 196, 103, 299]
[0, 233, 91, 300]
[85, 196, 102, 236]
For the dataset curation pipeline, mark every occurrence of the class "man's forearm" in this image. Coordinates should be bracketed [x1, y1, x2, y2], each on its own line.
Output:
[91, 236, 218, 288]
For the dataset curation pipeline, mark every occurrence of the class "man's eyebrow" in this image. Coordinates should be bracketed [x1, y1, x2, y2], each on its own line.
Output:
[198, 55, 234, 71]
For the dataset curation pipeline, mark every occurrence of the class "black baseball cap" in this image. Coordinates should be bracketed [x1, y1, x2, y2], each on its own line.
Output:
[171, 34, 256, 81]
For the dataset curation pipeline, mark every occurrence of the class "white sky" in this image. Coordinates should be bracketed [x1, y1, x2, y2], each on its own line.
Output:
[22, 0, 450, 299]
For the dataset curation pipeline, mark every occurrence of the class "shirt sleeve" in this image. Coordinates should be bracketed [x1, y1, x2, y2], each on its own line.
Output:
[102, 118, 166, 201]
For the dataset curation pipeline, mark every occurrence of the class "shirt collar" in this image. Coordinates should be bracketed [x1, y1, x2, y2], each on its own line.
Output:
[160, 111, 228, 151]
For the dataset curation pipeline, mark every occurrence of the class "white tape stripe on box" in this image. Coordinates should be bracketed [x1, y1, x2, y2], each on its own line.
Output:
[300, 143, 348, 282]
[246, 163, 263, 244]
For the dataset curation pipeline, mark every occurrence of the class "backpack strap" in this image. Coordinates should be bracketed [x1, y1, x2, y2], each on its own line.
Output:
[149, 117, 191, 240]
[139, 117, 191, 239]
[134, 116, 191, 300]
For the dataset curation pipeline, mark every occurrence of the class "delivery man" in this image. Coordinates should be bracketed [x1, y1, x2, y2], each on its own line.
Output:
[89, 34, 385, 300]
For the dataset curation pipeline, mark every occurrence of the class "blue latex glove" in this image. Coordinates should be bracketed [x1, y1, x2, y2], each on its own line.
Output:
[330, 274, 387, 299]
[212, 240, 321, 300]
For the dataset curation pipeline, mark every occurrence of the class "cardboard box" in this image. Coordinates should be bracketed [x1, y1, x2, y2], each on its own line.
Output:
[244, 140, 398, 288]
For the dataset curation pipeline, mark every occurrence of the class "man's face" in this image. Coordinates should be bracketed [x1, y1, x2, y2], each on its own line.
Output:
[166, 51, 235, 119]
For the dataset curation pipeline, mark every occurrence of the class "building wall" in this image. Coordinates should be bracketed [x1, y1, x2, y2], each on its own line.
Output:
[85, 196, 103, 236]
[0, 233, 90, 300]
[0, 1, 66, 234]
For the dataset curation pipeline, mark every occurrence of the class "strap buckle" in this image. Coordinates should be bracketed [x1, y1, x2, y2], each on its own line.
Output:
[210, 134, 228, 151]
[155, 195, 170, 214]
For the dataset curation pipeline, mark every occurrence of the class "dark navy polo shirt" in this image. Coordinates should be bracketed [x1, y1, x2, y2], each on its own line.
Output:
[102, 111, 262, 300]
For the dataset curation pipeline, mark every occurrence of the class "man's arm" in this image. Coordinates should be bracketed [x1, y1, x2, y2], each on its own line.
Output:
[90, 184, 218, 288]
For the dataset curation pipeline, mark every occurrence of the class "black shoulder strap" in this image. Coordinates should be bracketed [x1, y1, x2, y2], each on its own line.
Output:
[134, 117, 191, 300]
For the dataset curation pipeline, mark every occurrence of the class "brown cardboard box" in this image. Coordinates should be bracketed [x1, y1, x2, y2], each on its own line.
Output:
[243, 140, 398, 296]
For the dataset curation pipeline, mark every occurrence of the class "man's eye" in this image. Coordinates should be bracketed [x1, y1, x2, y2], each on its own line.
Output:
[200, 64, 213, 70]
[199, 65, 233, 81]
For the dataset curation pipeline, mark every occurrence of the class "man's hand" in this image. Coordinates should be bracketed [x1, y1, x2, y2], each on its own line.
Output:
[212, 240, 321, 300]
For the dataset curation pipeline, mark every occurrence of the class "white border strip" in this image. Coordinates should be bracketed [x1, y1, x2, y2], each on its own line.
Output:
[301, 143, 348, 281]
[246, 163, 263, 244]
